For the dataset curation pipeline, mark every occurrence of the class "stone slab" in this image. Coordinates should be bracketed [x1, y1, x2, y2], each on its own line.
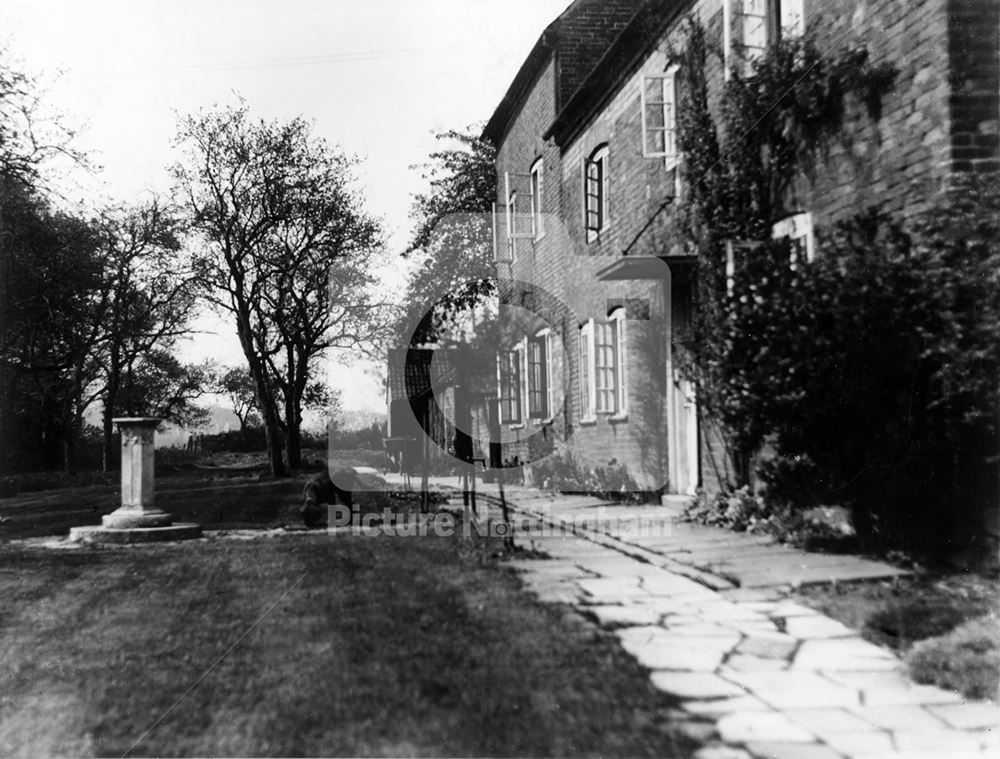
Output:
[626, 640, 726, 672]
[852, 705, 949, 732]
[577, 576, 648, 601]
[649, 671, 748, 700]
[785, 706, 885, 736]
[716, 711, 816, 743]
[736, 631, 800, 660]
[586, 604, 662, 628]
[816, 729, 895, 756]
[68, 523, 202, 544]
[783, 615, 859, 640]
[737, 562, 910, 588]
[723, 671, 861, 709]
[824, 671, 962, 707]
[742, 741, 844, 759]
[724, 654, 789, 673]
[792, 638, 899, 671]
[683, 695, 772, 717]
[926, 702, 1000, 730]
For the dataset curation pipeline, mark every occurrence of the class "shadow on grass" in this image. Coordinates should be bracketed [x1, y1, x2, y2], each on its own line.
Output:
[0, 532, 700, 757]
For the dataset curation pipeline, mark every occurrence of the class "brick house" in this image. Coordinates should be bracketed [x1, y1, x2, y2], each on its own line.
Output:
[482, 0, 999, 495]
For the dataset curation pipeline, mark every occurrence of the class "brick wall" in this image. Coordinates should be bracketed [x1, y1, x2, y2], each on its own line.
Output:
[490, 0, 998, 494]
[947, 0, 1000, 174]
[554, 0, 647, 108]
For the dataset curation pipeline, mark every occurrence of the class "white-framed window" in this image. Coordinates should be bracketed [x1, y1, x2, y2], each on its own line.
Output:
[528, 327, 558, 422]
[578, 320, 596, 422]
[724, 0, 806, 79]
[780, 0, 805, 36]
[530, 158, 544, 239]
[609, 308, 627, 415]
[527, 331, 548, 420]
[499, 344, 523, 425]
[641, 66, 680, 169]
[545, 330, 558, 420]
[584, 145, 609, 240]
[507, 189, 518, 263]
[772, 211, 815, 267]
[595, 311, 626, 415]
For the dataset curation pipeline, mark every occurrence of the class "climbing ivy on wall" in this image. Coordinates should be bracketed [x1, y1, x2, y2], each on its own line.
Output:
[670, 19, 897, 461]
[666, 21, 1000, 559]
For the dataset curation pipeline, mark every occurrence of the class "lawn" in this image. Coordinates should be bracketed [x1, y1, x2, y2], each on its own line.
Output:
[0, 532, 700, 757]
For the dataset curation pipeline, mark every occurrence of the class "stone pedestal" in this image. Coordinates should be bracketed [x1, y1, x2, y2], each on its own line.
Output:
[69, 417, 201, 544]
[103, 418, 172, 528]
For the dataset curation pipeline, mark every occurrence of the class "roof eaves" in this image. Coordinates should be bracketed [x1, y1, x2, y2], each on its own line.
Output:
[481, 27, 559, 146]
[543, 0, 686, 147]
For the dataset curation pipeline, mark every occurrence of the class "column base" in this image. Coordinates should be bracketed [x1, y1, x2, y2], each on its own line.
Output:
[102, 508, 174, 529]
[69, 523, 202, 544]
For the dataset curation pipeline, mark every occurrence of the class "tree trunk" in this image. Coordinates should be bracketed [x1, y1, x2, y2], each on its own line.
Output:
[285, 395, 301, 470]
[101, 359, 121, 472]
[284, 345, 302, 470]
[102, 410, 114, 473]
[235, 318, 285, 477]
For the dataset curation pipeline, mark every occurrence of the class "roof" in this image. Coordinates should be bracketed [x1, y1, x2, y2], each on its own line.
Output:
[481, 0, 644, 147]
[545, 0, 686, 147]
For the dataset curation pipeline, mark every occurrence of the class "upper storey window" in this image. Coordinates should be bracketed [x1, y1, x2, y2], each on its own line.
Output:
[641, 66, 679, 169]
[584, 145, 609, 241]
[530, 158, 544, 240]
[724, 0, 806, 78]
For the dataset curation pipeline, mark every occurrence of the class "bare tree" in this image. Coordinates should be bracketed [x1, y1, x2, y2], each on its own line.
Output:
[172, 101, 387, 475]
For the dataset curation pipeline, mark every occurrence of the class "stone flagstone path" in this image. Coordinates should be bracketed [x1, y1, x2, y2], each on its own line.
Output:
[389, 476, 998, 758]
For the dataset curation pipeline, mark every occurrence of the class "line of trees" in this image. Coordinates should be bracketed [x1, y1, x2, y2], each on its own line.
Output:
[0, 55, 388, 476]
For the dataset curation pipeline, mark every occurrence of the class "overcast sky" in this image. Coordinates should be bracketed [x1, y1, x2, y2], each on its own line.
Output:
[2, 0, 569, 412]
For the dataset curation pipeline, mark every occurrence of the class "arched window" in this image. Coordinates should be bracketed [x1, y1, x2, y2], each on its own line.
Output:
[530, 157, 544, 239]
[584, 145, 609, 240]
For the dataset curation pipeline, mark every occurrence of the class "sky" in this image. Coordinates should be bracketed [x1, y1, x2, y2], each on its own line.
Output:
[1, 0, 570, 413]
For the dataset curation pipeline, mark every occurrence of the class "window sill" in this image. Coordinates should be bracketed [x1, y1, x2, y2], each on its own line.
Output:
[586, 223, 614, 244]
[508, 422, 525, 430]
[578, 416, 597, 426]
[608, 412, 629, 423]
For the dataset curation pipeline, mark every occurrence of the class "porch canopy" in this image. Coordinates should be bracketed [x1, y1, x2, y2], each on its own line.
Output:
[595, 254, 697, 282]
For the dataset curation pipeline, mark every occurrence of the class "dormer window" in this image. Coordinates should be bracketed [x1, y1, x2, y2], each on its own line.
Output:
[584, 145, 609, 241]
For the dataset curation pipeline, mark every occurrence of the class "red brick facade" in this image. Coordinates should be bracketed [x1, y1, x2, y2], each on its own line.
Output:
[484, 0, 999, 495]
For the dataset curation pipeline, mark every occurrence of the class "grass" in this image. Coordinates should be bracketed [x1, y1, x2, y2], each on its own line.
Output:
[906, 615, 1000, 699]
[0, 532, 698, 757]
[0, 453, 405, 541]
[0, 474, 306, 540]
[795, 573, 1000, 699]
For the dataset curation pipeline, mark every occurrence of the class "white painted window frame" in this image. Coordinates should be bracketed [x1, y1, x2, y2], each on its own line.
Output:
[530, 157, 544, 240]
[724, 0, 807, 80]
[578, 319, 596, 423]
[594, 319, 618, 415]
[608, 308, 628, 418]
[584, 145, 609, 242]
[641, 66, 680, 171]
[772, 211, 815, 267]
